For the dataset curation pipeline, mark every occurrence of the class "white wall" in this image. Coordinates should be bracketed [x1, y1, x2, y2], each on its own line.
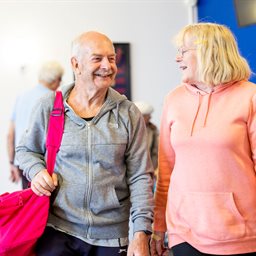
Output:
[0, 0, 192, 193]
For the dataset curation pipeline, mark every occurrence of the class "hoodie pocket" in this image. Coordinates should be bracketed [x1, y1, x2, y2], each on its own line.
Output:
[51, 180, 86, 224]
[175, 191, 245, 241]
[90, 185, 130, 218]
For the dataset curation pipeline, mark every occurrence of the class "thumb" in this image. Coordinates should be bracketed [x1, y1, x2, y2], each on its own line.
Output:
[52, 173, 58, 187]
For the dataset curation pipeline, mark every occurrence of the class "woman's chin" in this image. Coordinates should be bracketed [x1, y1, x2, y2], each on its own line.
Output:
[182, 77, 197, 84]
[182, 77, 189, 83]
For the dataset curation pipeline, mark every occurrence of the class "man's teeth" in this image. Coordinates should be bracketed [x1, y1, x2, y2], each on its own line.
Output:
[96, 74, 111, 76]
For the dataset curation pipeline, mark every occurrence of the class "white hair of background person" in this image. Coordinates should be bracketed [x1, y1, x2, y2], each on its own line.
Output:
[134, 101, 154, 115]
[38, 61, 64, 84]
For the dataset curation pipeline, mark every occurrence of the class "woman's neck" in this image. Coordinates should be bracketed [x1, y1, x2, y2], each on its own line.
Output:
[192, 83, 213, 93]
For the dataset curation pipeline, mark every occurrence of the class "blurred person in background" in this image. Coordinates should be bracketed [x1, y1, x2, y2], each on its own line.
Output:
[7, 60, 64, 189]
[135, 101, 159, 185]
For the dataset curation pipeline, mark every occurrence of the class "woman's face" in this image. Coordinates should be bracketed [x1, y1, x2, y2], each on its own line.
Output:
[176, 34, 199, 84]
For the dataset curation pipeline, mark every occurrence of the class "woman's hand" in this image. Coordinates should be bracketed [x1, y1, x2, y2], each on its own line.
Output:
[150, 231, 169, 256]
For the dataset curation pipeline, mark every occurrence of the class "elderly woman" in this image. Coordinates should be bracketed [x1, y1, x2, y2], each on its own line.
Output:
[151, 23, 256, 256]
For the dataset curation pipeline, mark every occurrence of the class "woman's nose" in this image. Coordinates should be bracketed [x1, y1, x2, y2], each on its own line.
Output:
[176, 54, 182, 62]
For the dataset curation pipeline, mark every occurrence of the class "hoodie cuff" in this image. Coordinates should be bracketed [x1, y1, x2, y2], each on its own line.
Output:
[28, 163, 46, 181]
[133, 217, 152, 235]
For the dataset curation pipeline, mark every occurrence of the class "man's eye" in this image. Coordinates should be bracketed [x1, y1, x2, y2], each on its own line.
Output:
[92, 57, 101, 62]
[109, 57, 116, 63]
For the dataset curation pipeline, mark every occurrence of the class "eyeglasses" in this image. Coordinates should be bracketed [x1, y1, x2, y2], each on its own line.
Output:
[177, 47, 196, 57]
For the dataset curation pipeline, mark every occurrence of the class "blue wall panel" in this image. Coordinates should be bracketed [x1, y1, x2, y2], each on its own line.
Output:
[198, 0, 256, 83]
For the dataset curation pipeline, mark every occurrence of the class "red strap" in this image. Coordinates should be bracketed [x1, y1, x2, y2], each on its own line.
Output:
[46, 91, 64, 175]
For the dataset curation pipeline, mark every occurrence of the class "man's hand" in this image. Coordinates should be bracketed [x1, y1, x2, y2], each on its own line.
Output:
[127, 231, 150, 256]
[31, 169, 58, 196]
[9, 164, 21, 183]
[150, 231, 169, 256]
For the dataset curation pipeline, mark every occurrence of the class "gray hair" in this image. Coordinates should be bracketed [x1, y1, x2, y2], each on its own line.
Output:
[38, 61, 64, 83]
[71, 33, 89, 62]
[71, 35, 82, 60]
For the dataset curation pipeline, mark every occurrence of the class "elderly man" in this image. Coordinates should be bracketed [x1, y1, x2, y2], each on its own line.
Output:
[16, 31, 154, 256]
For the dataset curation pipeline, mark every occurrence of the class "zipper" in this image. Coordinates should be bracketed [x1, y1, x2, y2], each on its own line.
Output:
[85, 122, 93, 236]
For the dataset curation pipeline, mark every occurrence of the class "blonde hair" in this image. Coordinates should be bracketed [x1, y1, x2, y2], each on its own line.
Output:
[175, 22, 251, 85]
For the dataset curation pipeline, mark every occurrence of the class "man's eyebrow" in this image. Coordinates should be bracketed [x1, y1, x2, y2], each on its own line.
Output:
[91, 53, 116, 57]
[92, 53, 116, 56]
[91, 54, 102, 57]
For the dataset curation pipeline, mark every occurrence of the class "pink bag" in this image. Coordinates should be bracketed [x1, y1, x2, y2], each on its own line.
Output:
[0, 91, 64, 256]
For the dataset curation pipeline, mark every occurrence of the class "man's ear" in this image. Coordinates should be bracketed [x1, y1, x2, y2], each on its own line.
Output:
[71, 57, 81, 75]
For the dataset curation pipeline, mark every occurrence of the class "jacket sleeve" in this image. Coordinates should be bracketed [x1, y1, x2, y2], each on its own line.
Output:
[15, 95, 54, 181]
[125, 103, 154, 234]
[153, 95, 175, 232]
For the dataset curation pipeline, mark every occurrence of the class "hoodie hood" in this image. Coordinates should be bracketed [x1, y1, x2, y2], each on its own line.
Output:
[184, 81, 237, 136]
[184, 81, 236, 95]
[60, 83, 127, 127]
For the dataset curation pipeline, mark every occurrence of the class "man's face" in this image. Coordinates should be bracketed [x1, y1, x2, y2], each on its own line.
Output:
[77, 38, 117, 90]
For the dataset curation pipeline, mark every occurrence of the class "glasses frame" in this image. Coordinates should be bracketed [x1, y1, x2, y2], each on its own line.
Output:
[177, 47, 196, 57]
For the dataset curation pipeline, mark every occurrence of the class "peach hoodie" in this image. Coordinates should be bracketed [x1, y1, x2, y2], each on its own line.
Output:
[154, 80, 256, 254]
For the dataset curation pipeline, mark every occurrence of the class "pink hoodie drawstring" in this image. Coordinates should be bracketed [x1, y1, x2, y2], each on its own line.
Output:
[190, 89, 213, 136]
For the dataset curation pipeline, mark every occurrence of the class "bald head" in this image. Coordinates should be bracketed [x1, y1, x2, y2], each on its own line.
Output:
[71, 31, 115, 60]
[77, 31, 112, 43]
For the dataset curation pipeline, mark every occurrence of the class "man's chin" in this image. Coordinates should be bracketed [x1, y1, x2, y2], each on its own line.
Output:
[95, 81, 114, 89]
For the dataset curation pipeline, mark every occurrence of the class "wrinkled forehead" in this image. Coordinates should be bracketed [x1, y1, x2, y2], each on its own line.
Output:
[82, 37, 115, 56]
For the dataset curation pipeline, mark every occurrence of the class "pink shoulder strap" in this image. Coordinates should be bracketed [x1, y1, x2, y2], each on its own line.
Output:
[46, 91, 64, 175]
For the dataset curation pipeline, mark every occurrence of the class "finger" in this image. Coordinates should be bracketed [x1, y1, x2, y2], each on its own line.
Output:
[14, 172, 20, 181]
[155, 240, 164, 255]
[150, 239, 157, 255]
[9, 171, 15, 182]
[40, 177, 56, 192]
[11, 173, 20, 183]
[31, 182, 44, 196]
[162, 249, 169, 256]
[9, 175, 15, 182]
[32, 181, 51, 196]
[40, 173, 56, 191]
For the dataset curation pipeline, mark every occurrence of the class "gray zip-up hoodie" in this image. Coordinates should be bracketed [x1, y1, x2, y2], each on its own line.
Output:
[16, 83, 154, 240]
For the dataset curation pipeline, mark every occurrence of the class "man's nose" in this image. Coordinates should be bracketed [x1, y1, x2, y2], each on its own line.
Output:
[101, 57, 111, 69]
